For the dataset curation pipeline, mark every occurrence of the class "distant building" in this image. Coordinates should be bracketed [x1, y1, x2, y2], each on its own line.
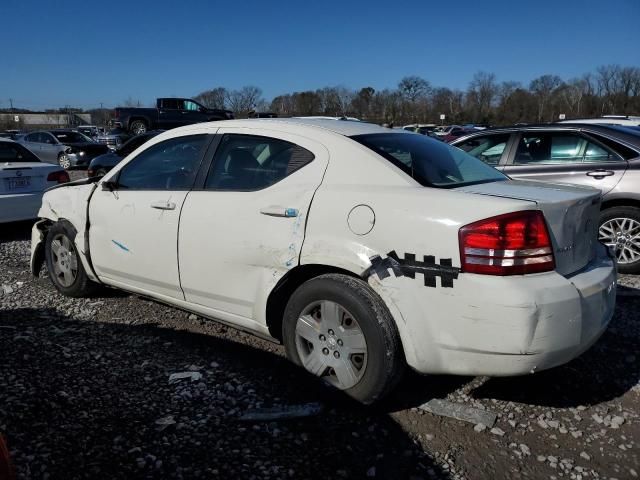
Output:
[0, 112, 92, 130]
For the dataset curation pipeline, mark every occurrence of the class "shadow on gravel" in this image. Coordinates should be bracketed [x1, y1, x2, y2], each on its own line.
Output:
[469, 297, 640, 408]
[0, 220, 34, 244]
[0, 308, 450, 480]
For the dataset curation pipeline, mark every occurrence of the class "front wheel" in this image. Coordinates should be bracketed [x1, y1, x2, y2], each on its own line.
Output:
[599, 206, 640, 274]
[282, 274, 405, 404]
[45, 221, 99, 297]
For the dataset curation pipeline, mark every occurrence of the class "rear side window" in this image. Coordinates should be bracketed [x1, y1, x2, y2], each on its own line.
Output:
[351, 133, 506, 188]
[587, 133, 639, 160]
[205, 134, 314, 191]
[514, 132, 619, 164]
[455, 134, 510, 165]
[0, 142, 39, 162]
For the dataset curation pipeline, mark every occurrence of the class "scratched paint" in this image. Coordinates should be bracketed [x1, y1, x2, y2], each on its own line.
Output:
[112, 240, 130, 252]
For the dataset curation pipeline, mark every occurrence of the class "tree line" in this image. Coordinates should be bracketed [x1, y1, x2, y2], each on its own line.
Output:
[194, 65, 640, 126]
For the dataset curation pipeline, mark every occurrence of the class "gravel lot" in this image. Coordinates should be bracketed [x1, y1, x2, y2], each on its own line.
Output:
[1, 213, 639, 480]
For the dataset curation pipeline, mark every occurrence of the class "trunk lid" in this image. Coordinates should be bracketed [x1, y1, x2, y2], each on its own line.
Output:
[0, 162, 55, 194]
[456, 180, 601, 276]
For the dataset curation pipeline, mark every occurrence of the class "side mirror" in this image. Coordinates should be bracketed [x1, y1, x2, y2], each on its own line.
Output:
[101, 180, 117, 191]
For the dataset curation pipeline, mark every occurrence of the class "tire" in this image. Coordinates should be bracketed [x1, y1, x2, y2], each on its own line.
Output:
[599, 206, 640, 274]
[282, 273, 405, 404]
[96, 168, 108, 177]
[58, 152, 71, 169]
[129, 120, 147, 135]
[45, 221, 99, 297]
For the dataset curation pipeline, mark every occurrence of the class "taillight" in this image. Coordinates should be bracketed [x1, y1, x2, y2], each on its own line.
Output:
[459, 210, 555, 275]
[47, 170, 70, 184]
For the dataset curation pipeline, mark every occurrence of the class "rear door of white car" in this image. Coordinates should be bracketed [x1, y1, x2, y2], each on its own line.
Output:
[89, 134, 213, 300]
[178, 128, 329, 321]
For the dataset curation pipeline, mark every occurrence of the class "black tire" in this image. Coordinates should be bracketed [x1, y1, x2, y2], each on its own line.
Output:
[45, 221, 99, 297]
[58, 152, 71, 169]
[282, 273, 405, 404]
[129, 120, 147, 135]
[96, 168, 108, 177]
[599, 206, 640, 274]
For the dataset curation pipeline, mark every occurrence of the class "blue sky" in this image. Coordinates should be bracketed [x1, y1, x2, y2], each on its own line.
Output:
[1, 0, 638, 110]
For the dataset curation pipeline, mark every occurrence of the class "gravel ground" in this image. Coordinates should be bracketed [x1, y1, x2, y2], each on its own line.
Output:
[1, 217, 639, 480]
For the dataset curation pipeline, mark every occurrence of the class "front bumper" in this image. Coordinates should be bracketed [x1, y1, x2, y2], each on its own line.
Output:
[391, 244, 616, 376]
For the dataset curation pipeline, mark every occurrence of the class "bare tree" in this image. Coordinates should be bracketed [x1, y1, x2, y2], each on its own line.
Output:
[194, 87, 227, 109]
[398, 76, 431, 102]
[467, 71, 498, 122]
[225, 86, 264, 116]
[529, 74, 562, 121]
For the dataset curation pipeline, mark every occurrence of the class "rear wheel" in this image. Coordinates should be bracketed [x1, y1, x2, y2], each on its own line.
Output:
[599, 206, 640, 274]
[282, 274, 405, 404]
[45, 221, 99, 297]
[58, 152, 71, 169]
[129, 120, 147, 135]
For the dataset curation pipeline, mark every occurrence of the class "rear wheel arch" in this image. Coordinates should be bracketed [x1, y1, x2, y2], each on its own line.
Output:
[601, 197, 640, 212]
[266, 264, 360, 341]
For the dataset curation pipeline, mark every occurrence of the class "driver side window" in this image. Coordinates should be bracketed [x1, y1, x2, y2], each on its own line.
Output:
[117, 135, 208, 190]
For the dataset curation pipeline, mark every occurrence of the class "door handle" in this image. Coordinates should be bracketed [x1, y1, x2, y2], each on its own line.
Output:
[586, 170, 615, 178]
[260, 206, 298, 218]
[150, 201, 176, 210]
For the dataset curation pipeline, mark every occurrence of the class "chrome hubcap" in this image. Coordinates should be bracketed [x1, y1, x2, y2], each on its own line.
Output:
[599, 217, 640, 264]
[51, 234, 78, 287]
[59, 154, 70, 169]
[294, 300, 367, 390]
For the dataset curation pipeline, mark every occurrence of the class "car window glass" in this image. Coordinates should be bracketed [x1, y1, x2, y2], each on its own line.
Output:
[352, 133, 506, 188]
[120, 135, 151, 156]
[117, 135, 208, 190]
[25, 133, 39, 143]
[205, 134, 315, 191]
[184, 101, 199, 111]
[40, 133, 55, 144]
[456, 134, 510, 166]
[515, 132, 618, 164]
[161, 99, 180, 110]
[0, 142, 39, 162]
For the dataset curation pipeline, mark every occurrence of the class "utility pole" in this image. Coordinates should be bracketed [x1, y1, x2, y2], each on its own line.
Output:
[9, 98, 13, 110]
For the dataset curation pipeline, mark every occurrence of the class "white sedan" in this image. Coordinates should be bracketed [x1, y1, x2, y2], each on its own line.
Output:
[0, 139, 70, 223]
[30, 119, 616, 404]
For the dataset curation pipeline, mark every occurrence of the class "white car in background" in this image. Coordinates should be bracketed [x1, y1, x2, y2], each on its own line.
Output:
[30, 119, 616, 404]
[0, 139, 69, 223]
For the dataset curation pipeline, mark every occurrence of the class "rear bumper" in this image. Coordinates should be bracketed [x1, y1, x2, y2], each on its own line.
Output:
[0, 192, 43, 223]
[390, 244, 616, 376]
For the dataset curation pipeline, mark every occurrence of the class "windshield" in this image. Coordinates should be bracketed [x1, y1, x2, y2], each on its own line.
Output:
[52, 131, 93, 143]
[0, 142, 40, 162]
[351, 132, 507, 188]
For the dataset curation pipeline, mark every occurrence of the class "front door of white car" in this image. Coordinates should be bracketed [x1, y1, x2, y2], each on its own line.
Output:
[89, 134, 212, 300]
[178, 129, 329, 323]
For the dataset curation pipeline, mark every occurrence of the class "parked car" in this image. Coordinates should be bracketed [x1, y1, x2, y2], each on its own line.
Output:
[0, 130, 23, 140]
[402, 124, 438, 135]
[96, 128, 131, 151]
[18, 130, 110, 169]
[113, 97, 234, 135]
[433, 125, 462, 136]
[0, 139, 69, 223]
[31, 119, 615, 404]
[87, 131, 163, 177]
[559, 115, 640, 127]
[76, 125, 100, 139]
[452, 124, 640, 273]
[441, 127, 476, 143]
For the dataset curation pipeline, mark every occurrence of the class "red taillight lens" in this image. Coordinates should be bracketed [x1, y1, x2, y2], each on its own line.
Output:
[47, 170, 70, 184]
[459, 210, 555, 275]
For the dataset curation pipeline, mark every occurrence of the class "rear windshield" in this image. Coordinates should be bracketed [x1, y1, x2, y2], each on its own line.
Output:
[0, 142, 40, 162]
[351, 132, 506, 188]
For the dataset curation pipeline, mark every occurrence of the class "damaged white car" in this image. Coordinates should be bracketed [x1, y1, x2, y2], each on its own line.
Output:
[31, 119, 617, 404]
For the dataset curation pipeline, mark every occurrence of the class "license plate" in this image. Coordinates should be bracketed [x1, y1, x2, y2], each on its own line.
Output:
[6, 177, 31, 190]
